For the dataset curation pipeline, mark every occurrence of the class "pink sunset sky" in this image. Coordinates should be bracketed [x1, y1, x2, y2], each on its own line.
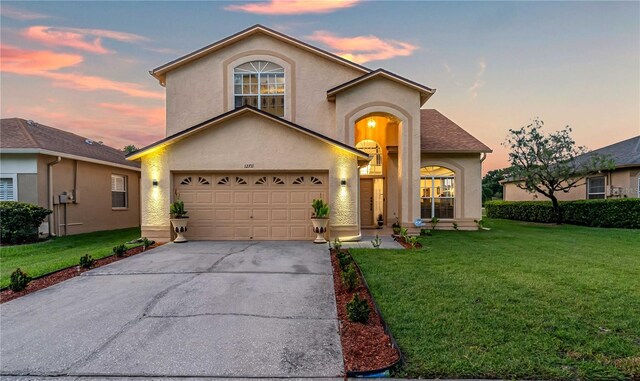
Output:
[1, 1, 638, 173]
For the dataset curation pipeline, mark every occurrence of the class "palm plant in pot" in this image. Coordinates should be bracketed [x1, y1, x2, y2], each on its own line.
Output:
[170, 200, 189, 243]
[311, 199, 329, 243]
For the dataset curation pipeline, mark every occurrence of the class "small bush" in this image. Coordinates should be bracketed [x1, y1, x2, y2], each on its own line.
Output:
[332, 237, 342, 251]
[142, 237, 152, 250]
[336, 251, 353, 271]
[9, 268, 31, 292]
[0, 202, 52, 244]
[485, 199, 640, 228]
[79, 254, 96, 269]
[341, 264, 360, 291]
[346, 294, 370, 324]
[371, 234, 382, 248]
[112, 244, 127, 257]
[407, 236, 420, 248]
[420, 228, 432, 236]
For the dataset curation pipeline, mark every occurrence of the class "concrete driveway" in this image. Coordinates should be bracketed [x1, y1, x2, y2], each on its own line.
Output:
[0, 241, 343, 379]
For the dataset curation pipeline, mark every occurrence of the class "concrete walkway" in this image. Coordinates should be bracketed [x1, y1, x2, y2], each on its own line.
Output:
[0, 241, 343, 378]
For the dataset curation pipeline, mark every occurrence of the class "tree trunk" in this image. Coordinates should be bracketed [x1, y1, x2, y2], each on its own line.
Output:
[550, 195, 562, 224]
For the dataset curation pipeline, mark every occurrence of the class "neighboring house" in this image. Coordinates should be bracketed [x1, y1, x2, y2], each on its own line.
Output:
[0, 118, 141, 236]
[128, 25, 491, 242]
[503, 135, 640, 201]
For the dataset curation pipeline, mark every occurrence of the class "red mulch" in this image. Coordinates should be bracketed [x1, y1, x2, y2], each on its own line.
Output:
[393, 235, 423, 249]
[330, 249, 400, 374]
[0, 243, 164, 304]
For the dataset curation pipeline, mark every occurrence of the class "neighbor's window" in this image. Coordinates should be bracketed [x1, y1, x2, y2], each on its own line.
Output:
[234, 61, 284, 117]
[587, 176, 605, 199]
[111, 174, 127, 208]
[420, 166, 455, 219]
[0, 177, 16, 201]
[356, 140, 383, 175]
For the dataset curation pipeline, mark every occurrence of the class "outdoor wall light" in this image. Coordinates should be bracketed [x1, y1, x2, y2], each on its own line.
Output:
[152, 179, 159, 188]
[340, 178, 347, 187]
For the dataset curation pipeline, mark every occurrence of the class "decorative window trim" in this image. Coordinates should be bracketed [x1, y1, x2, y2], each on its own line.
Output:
[310, 176, 323, 185]
[255, 176, 267, 185]
[217, 176, 230, 185]
[180, 176, 192, 185]
[198, 176, 210, 185]
[225, 53, 293, 120]
[272, 176, 285, 185]
[233, 60, 285, 117]
[111, 174, 128, 209]
[587, 176, 606, 199]
[235, 176, 248, 185]
[0, 173, 18, 201]
[292, 176, 305, 185]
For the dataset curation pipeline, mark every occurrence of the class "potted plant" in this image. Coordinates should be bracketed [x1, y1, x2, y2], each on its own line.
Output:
[377, 213, 384, 228]
[170, 200, 189, 243]
[311, 199, 329, 244]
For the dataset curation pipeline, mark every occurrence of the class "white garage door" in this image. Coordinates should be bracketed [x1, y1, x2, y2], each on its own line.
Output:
[175, 172, 328, 240]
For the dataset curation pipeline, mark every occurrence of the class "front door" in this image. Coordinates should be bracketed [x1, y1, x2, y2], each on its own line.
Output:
[360, 178, 374, 227]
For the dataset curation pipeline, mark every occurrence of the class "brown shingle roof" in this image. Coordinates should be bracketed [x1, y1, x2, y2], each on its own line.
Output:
[421, 110, 492, 153]
[1, 118, 139, 168]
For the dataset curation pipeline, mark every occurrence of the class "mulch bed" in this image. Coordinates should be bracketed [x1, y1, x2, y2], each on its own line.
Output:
[330, 249, 400, 374]
[0, 243, 164, 304]
[393, 234, 423, 249]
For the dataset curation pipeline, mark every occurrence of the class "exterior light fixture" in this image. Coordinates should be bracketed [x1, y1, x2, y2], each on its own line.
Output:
[340, 178, 347, 187]
[367, 118, 376, 129]
[152, 179, 159, 188]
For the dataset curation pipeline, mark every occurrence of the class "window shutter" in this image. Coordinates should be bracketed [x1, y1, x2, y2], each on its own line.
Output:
[0, 178, 14, 201]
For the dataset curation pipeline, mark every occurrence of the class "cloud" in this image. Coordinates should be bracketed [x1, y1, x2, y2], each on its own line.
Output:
[22, 26, 148, 54]
[305, 30, 417, 64]
[468, 59, 486, 99]
[225, 0, 359, 15]
[0, 5, 51, 20]
[0, 45, 163, 99]
[98, 103, 165, 128]
[0, 45, 83, 72]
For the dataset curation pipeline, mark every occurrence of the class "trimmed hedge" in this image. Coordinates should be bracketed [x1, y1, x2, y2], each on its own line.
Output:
[485, 199, 640, 229]
[0, 202, 52, 244]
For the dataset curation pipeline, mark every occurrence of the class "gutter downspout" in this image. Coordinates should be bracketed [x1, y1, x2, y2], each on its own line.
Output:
[47, 156, 62, 236]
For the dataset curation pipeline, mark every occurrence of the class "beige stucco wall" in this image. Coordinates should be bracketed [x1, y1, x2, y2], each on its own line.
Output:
[140, 112, 361, 241]
[334, 77, 422, 227]
[420, 153, 483, 229]
[164, 33, 365, 138]
[37, 155, 140, 235]
[503, 167, 640, 201]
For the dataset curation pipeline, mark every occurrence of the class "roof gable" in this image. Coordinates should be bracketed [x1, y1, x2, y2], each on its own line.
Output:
[150, 24, 371, 85]
[420, 110, 492, 153]
[0, 118, 139, 168]
[327, 69, 435, 105]
[127, 106, 370, 160]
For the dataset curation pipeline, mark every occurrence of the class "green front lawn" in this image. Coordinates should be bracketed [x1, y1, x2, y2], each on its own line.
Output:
[0, 228, 140, 288]
[351, 219, 640, 380]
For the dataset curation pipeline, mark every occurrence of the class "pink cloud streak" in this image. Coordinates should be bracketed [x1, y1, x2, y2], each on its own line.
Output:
[306, 31, 418, 64]
[0, 5, 51, 20]
[0, 45, 163, 99]
[22, 26, 148, 54]
[225, 0, 359, 15]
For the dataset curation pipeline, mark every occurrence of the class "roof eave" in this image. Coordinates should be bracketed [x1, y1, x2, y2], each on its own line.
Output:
[127, 106, 370, 160]
[326, 69, 435, 103]
[421, 149, 493, 154]
[150, 24, 371, 86]
[1, 148, 140, 171]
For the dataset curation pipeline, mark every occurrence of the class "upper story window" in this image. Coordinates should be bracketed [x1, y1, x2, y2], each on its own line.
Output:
[234, 61, 285, 117]
[356, 140, 383, 175]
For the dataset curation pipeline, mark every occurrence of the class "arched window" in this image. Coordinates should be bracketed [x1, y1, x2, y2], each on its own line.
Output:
[420, 166, 455, 219]
[356, 140, 382, 175]
[234, 61, 284, 116]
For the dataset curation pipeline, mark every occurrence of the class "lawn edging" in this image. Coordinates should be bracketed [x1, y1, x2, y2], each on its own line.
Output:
[0, 242, 163, 303]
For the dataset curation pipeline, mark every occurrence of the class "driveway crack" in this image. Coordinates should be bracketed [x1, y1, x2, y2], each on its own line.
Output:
[62, 273, 198, 373]
[205, 241, 259, 272]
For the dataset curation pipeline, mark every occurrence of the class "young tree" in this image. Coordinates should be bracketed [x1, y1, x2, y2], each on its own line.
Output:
[123, 145, 138, 154]
[504, 119, 614, 223]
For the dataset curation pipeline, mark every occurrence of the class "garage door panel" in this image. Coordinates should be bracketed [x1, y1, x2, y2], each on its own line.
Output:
[176, 172, 327, 240]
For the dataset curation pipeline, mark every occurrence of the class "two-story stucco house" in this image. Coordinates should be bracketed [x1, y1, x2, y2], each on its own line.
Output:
[128, 25, 491, 242]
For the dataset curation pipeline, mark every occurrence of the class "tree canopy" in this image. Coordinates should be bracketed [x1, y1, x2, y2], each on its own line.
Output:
[122, 145, 138, 154]
[504, 119, 614, 223]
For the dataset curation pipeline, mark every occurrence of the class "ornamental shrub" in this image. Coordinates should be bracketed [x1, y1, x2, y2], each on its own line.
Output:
[346, 294, 370, 324]
[336, 251, 352, 271]
[341, 264, 359, 291]
[485, 199, 640, 228]
[9, 268, 31, 292]
[0, 202, 52, 244]
[112, 244, 127, 257]
[79, 254, 96, 269]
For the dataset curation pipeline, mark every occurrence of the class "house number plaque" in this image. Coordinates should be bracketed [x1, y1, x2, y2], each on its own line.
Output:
[244, 164, 254, 168]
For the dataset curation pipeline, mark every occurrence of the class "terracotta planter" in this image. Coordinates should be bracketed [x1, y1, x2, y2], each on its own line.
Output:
[170, 218, 189, 243]
[311, 217, 329, 244]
